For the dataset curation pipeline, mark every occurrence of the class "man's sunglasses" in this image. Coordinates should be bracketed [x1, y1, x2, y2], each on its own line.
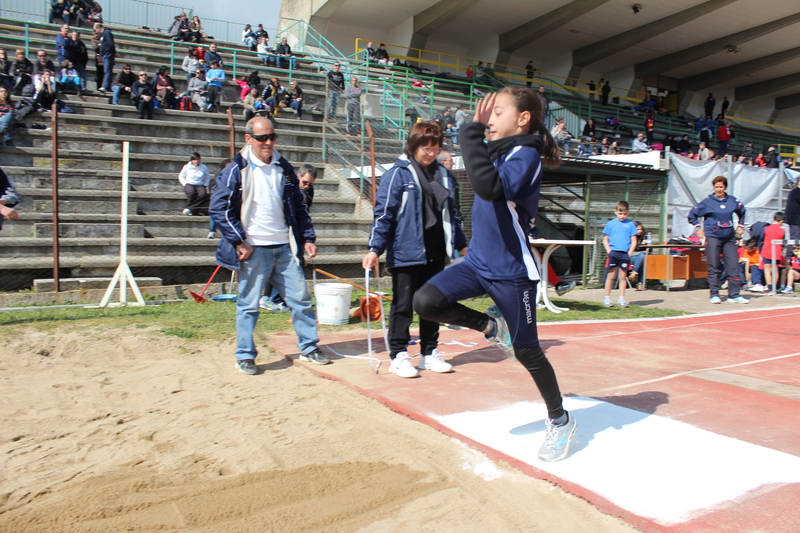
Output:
[249, 133, 277, 142]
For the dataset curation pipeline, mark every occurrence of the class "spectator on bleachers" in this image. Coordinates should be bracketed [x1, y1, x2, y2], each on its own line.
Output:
[552, 122, 573, 154]
[364, 41, 376, 63]
[285, 80, 303, 119]
[345, 76, 363, 136]
[0, 49, 13, 91]
[753, 152, 765, 167]
[697, 142, 710, 160]
[717, 122, 731, 158]
[765, 145, 779, 168]
[111, 63, 135, 105]
[190, 16, 208, 43]
[187, 69, 208, 111]
[276, 37, 296, 70]
[675, 134, 691, 154]
[644, 112, 655, 145]
[232, 75, 251, 101]
[168, 13, 191, 42]
[67, 0, 88, 27]
[0, 166, 20, 228]
[0, 86, 17, 146]
[33, 68, 58, 110]
[698, 122, 712, 146]
[11, 49, 33, 96]
[326, 61, 344, 120]
[453, 103, 467, 144]
[601, 79, 611, 106]
[50, 0, 70, 25]
[205, 60, 225, 112]
[594, 136, 610, 155]
[741, 141, 755, 163]
[66, 31, 88, 92]
[704, 93, 715, 119]
[577, 138, 593, 158]
[154, 65, 176, 109]
[374, 43, 390, 65]
[181, 47, 200, 83]
[537, 85, 549, 125]
[525, 60, 536, 87]
[261, 77, 282, 117]
[242, 86, 262, 121]
[242, 25, 257, 50]
[59, 60, 82, 94]
[203, 43, 223, 70]
[631, 133, 650, 153]
[90, 23, 103, 88]
[87, 2, 102, 24]
[32, 51, 56, 89]
[582, 118, 596, 140]
[608, 139, 621, 155]
[465, 64, 473, 78]
[131, 70, 155, 119]
[179, 152, 211, 216]
[254, 24, 269, 43]
[95, 23, 115, 93]
[246, 70, 261, 95]
[256, 36, 271, 65]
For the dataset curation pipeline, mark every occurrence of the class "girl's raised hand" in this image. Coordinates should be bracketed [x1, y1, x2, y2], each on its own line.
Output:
[473, 93, 496, 125]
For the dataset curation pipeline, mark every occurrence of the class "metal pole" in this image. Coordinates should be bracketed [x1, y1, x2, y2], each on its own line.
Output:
[365, 119, 376, 204]
[226, 108, 235, 159]
[582, 172, 591, 288]
[51, 102, 60, 292]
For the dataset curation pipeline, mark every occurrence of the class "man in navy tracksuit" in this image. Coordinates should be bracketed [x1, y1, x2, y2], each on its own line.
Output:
[209, 117, 329, 374]
[688, 175, 747, 303]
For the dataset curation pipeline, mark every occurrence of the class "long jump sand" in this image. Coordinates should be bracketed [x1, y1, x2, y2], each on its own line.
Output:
[0, 326, 637, 532]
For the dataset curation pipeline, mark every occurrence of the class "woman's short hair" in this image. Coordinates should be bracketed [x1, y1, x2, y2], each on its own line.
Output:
[404, 121, 443, 158]
[712, 175, 727, 187]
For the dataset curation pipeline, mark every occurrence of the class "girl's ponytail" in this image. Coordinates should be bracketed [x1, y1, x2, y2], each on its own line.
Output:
[538, 124, 562, 169]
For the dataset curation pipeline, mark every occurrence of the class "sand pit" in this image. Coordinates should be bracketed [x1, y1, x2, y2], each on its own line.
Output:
[0, 327, 637, 532]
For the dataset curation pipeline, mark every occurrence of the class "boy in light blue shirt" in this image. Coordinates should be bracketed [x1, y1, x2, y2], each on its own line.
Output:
[603, 200, 638, 308]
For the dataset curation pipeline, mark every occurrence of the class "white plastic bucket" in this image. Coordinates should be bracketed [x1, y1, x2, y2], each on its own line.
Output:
[315, 282, 354, 325]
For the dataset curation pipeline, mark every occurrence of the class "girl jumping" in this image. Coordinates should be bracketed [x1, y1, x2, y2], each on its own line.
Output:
[413, 87, 576, 461]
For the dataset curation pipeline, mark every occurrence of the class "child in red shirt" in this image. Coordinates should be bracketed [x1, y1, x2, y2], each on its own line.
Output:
[782, 246, 800, 293]
[761, 212, 786, 293]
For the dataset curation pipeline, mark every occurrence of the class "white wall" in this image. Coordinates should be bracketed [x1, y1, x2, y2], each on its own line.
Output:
[740, 99, 776, 118]
[386, 16, 414, 55]
[467, 35, 499, 64]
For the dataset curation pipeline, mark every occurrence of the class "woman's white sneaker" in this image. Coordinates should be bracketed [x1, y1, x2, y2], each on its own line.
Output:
[417, 350, 453, 373]
[389, 352, 419, 378]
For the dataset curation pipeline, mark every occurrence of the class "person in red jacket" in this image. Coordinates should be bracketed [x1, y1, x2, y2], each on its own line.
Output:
[717, 122, 731, 158]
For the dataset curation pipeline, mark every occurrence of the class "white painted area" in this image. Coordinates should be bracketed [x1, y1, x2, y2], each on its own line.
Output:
[590, 151, 662, 168]
[433, 397, 800, 525]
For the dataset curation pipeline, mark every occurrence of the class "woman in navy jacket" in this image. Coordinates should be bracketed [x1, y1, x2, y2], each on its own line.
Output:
[362, 121, 467, 378]
[688, 175, 747, 304]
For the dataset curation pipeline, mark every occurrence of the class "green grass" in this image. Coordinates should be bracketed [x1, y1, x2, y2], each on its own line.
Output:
[0, 288, 688, 341]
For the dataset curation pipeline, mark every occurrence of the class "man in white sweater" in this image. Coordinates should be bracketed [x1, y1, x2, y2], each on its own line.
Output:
[178, 152, 211, 215]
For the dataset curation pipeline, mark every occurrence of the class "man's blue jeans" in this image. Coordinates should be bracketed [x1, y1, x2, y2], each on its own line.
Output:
[235, 244, 319, 360]
[327, 90, 340, 119]
[101, 55, 115, 91]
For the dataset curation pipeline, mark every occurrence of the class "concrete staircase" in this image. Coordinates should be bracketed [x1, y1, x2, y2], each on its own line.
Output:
[0, 18, 406, 290]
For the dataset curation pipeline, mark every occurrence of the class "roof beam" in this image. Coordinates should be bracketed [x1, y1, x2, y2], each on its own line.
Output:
[735, 72, 800, 102]
[408, 0, 481, 57]
[681, 46, 800, 92]
[414, 0, 480, 37]
[775, 92, 800, 111]
[572, 0, 737, 69]
[498, 0, 610, 53]
[635, 12, 800, 80]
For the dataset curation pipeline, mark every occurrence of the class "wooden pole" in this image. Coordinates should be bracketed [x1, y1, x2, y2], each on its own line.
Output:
[227, 108, 235, 159]
[51, 101, 60, 292]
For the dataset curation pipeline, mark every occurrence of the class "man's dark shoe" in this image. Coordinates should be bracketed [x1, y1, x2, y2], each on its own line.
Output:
[299, 348, 331, 365]
[235, 359, 257, 374]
